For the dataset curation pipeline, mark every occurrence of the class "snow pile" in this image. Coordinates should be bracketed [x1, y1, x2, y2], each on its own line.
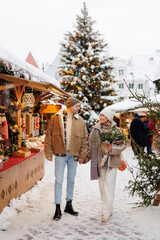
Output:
[0, 147, 160, 240]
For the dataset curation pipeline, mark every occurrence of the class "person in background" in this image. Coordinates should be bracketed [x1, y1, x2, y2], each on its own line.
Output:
[143, 119, 152, 154]
[148, 118, 159, 153]
[44, 97, 88, 221]
[85, 109, 127, 222]
[130, 113, 146, 155]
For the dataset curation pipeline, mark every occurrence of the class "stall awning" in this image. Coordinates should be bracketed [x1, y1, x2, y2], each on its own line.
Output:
[104, 98, 142, 113]
[0, 73, 70, 98]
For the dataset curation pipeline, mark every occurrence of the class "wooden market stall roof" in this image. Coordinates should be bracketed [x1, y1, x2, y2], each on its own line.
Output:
[0, 46, 70, 100]
[0, 73, 70, 148]
[0, 73, 70, 101]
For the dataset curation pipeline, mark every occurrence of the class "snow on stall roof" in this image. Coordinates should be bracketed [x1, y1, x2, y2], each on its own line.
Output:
[151, 93, 160, 103]
[0, 46, 60, 87]
[101, 96, 119, 101]
[105, 98, 142, 112]
[104, 93, 160, 113]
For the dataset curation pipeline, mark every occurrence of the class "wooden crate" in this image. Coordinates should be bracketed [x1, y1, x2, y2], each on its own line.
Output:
[12, 151, 31, 158]
[0, 150, 44, 213]
[29, 148, 41, 152]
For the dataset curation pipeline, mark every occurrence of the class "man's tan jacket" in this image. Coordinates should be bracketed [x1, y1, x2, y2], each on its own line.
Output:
[44, 109, 88, 161]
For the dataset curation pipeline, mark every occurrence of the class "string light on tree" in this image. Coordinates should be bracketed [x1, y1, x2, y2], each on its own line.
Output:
[59, 2, 115, 121]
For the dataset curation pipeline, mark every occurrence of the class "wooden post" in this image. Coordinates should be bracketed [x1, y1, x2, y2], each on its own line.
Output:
[41, 112, 43, 134]
[13, 85, 25, 149]
[17, 108, 21, 148]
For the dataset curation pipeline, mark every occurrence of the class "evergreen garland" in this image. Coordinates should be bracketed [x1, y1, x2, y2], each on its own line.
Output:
[0, 62, 14, 75]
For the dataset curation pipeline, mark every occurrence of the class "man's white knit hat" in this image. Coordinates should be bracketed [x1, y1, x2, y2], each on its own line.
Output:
[100, 108, 115, 123]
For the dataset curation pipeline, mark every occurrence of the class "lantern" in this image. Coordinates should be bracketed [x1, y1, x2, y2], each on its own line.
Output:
[22, 92, 35, 107]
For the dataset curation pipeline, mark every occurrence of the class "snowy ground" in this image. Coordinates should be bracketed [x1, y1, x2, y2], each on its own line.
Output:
[0, 147, 160, 240]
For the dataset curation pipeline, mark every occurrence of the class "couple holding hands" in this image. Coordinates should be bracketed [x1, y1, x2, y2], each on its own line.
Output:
[44, 97, 127, 222]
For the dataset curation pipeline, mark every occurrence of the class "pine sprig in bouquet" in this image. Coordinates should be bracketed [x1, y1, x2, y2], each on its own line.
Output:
[99, 128, 126, 145]
[98, 127, 126, 168]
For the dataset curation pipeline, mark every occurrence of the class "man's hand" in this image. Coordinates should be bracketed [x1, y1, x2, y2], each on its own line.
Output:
[107, 144, 112, 152]
[47, 157, 52, 161]
[78, 158, 84, 164]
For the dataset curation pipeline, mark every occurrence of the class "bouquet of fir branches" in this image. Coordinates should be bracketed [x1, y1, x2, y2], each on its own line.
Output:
[99, 128, 126, 167]
[99, 128, 126, 145]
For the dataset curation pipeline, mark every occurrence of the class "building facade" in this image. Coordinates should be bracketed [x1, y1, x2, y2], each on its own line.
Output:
[45, 50, 160, 101]
[113, 50, 160, 100]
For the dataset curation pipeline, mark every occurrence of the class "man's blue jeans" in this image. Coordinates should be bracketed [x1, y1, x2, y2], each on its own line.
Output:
[54, 151, 78, 204]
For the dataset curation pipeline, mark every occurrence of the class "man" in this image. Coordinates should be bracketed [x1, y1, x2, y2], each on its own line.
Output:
[148, 117, 158, 153]
[130, 112, 145, 155]
[44, 97, 88, 221]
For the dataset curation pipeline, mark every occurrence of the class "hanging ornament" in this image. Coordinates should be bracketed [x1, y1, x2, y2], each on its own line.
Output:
[103, 103, 107, 107]
[71, 81, 75, 86]
[82, 49, 85, 53]
[82, 75, 86, 80]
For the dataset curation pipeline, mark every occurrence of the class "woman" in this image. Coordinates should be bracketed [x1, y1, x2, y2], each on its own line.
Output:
[85, 108, 127, 222]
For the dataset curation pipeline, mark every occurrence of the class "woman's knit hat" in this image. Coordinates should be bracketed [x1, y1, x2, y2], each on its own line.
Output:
[100, 108, 115, 123]
[66, 97, 80, 108]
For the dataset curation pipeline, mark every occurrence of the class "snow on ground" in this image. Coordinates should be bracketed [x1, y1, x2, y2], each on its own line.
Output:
[0, 147, 160, 240]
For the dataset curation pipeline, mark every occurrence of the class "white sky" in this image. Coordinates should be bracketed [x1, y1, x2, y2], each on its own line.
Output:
[0, 0, 160, 65]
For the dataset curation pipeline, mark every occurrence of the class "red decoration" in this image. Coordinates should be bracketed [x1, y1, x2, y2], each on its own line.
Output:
[118, 160, 127, 171]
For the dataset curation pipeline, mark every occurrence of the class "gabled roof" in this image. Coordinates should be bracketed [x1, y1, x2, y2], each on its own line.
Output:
[26, 52, 38, 68]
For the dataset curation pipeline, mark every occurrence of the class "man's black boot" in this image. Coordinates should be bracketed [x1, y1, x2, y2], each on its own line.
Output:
[53, 204, 62, 221]
[64, 200, 78, 216]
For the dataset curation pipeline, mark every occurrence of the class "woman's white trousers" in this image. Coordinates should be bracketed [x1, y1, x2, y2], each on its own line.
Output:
[98, 167, 117, 217]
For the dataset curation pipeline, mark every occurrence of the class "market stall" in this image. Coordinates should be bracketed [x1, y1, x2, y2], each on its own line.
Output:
[39, 103, 62, 133]
[0, 48, 70, 213]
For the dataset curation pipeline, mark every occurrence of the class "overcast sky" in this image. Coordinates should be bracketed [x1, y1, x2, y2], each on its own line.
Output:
[0, 0, 160, 66]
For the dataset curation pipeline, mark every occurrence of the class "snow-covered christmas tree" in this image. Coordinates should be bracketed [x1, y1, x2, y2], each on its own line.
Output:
[59, 2, 115, 119]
